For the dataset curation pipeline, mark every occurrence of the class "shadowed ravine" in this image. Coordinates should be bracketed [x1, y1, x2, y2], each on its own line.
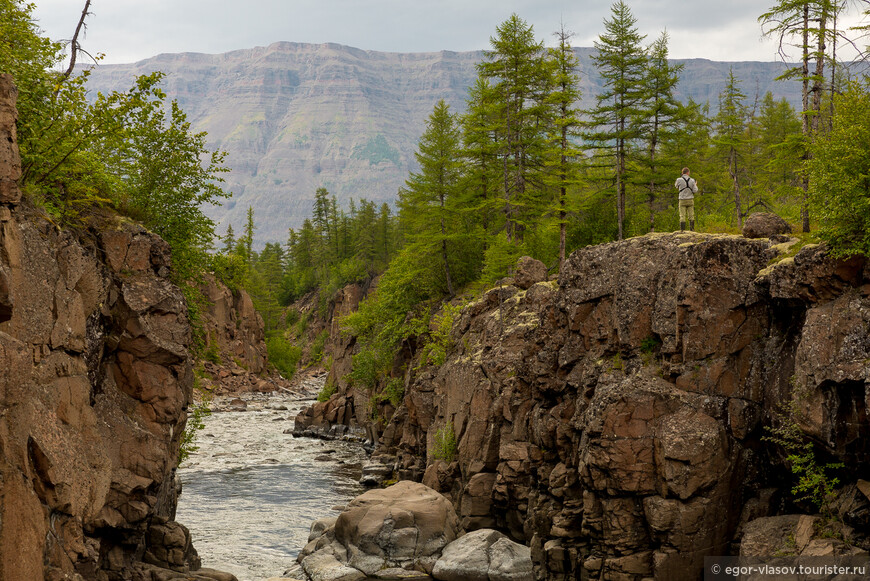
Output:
[176, 392, 368, 581]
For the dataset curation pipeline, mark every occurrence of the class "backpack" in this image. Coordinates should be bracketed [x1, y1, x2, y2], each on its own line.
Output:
[680, 176, 692, 193]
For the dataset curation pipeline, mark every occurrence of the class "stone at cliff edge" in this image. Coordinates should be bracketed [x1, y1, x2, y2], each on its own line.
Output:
[514, 256, 548, 290]
[741, 212, 792, 239]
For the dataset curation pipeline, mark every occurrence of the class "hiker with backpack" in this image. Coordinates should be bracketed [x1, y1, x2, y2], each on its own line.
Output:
[675, 167, 698, 231]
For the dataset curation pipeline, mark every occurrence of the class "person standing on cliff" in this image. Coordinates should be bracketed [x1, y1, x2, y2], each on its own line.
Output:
[675, 167, 698, 231]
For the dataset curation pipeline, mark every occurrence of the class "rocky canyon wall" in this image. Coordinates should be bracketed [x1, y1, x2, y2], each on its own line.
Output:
[299, 231, 870, 580]
[0, 74, 217, 580]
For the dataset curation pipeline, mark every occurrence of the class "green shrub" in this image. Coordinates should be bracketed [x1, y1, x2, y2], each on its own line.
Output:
[430, 422, 457, 463]
[316, 380, 337, 402]
[179, 379, 211, 465]
[311, 329, 330, 364]
[208, 252, 247, 292]
[419, 303, 460, 368]
[203, 331, 222, 365]
[763, 396, 843, 518]
[380, 377, 405, 407]
[266, 336, 302, 378]
[808, 80, 870, 258]
[348, 349, 383, 390]
[640, 335, 661, 354]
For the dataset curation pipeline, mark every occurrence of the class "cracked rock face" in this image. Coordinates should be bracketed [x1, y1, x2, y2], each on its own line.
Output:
[303, 232, 870, 580]
[0, 74, 212, 581]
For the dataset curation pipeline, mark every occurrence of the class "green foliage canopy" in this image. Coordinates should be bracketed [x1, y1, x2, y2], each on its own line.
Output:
[807, 80, 870, 257]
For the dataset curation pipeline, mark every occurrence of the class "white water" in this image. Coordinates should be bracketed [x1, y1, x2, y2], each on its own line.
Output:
[176, 392, 367, 581]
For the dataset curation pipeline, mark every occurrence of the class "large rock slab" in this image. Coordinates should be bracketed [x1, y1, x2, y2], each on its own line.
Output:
[432, 528, 533, 581]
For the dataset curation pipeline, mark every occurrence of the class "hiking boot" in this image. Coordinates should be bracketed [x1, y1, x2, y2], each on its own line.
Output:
[690, 220, 694, 231]
[680, 221, 686, 232]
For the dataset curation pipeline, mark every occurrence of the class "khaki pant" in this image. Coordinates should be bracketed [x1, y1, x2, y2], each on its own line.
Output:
[679, 198, 695, 222]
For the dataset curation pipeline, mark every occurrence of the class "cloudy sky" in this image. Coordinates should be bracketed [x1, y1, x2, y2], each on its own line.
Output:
[31, 0, 869, 65]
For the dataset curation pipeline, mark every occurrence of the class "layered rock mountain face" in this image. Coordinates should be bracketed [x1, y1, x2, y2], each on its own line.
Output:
[0, 75, 216, 580]
[84, 43, 797, 244]
[301, 232, 870, 580]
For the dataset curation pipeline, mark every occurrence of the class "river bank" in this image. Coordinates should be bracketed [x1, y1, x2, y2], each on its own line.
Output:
[176, 374, 368, 581]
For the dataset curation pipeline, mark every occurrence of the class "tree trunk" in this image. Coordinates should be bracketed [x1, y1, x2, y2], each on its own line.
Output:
[440, 211, 454, 297]
[730, 147, 743, 227]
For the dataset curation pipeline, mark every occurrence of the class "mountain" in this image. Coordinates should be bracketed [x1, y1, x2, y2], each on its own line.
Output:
[84, 42, 799, 245]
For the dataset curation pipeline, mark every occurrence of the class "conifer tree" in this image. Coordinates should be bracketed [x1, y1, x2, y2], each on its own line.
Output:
[242, 206, 256, 264]
[461, 79, 501, 240]
[478, 13, 551, 243]
[221, 224, 236, 254]
[753, 92, 803, 210]
[637, 31, 684, 232]
[585, 1, 649, 240]
[712, 68, 749, 227]
[543, 25, 583, 267]
[398, 100, 464, 296]
[759, 0, 849, 231]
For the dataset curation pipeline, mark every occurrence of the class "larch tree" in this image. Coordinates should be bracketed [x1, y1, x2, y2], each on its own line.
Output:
[759, 0, 849, 232]
[543, 24, 583, 267]
[585, 1, 649, 240]
[461, 78, 501, 240]
[477, 13, 551, 244]
[637, 30, 683, 232]
[712, 68, 749, 228]
[398, 100, 464, 297]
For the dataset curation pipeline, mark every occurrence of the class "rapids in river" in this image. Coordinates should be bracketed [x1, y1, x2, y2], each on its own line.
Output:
[176, 390, 368, 581]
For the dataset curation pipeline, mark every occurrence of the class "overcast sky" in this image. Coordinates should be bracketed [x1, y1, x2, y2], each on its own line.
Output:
[31, 0, 869, 65]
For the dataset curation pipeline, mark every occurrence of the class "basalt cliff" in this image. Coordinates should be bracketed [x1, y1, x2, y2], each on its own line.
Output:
[297, 230, 870, 579]
[0, 75, 232, 580]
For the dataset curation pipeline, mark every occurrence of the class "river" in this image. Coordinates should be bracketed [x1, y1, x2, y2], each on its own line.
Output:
[176, 390, 368, 581]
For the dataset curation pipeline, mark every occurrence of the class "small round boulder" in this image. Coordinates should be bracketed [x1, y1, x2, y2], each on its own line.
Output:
[514, 256, 547, 290]
[742, 212, 792, 239]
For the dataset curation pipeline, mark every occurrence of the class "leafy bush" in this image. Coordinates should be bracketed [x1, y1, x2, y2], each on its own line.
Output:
[764, 397, 843, 518]
[348, 349, 383, 390]
[266, 336, 302, 378]
[311, 329, 330, 364]
[179, 379, 211, 465]
[378, 377, 405, 407]
[420, 303, 460, 367]
[430, 422, 457, 463]
[316, 380, 337, 402]
[209, 252, 248, 292]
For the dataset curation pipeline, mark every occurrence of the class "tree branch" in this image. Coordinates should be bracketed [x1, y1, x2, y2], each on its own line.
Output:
[55, 0, 92, 94]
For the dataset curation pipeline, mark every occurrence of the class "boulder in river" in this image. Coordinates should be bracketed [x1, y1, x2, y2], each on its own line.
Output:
[432, 528, 534, 581]
[300, 481, 461, 578]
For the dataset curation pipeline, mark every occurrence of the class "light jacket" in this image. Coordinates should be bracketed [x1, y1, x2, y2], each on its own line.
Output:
[675, 174, 697, 200]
